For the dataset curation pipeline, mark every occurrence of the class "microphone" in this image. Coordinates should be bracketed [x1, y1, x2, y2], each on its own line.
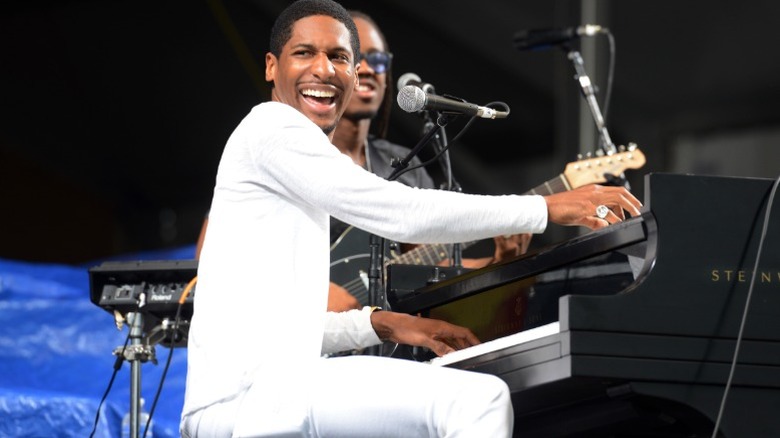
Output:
[514, 24, 605, 51]
[397, 72, 435, 94]
[397, 85, 508, 119]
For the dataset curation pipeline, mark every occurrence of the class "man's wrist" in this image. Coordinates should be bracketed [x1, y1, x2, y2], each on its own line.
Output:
[369, 308, 396, 341]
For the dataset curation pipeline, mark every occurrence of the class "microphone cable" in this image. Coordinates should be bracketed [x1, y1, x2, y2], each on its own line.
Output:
[88, 322, 132, 438]
[393, 101, 510, 180]
[710, 174, 780, 437]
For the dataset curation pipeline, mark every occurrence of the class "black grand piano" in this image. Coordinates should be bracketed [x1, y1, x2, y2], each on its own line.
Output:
[389, 173, 780, 437]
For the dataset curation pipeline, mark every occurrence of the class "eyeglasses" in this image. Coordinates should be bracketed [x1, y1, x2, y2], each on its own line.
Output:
[360, 51, 393, 74]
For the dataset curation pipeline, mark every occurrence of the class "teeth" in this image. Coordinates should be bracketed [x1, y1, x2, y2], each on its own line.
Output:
[357, 85, 373, 92]
[302, 89, 335, 98]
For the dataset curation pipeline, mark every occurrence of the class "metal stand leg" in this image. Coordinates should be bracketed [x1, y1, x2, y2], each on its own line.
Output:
[114, 312, 156, 438]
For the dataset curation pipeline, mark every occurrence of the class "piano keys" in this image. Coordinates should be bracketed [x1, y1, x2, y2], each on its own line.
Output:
[427, 321, 561, 367]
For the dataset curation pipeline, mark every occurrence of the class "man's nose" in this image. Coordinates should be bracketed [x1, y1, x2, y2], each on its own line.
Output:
[310, 52, 335, 78]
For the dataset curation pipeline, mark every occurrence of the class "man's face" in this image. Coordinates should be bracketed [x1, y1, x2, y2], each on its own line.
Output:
[342, 17, 388, 121]
[265, 15, 359, 136]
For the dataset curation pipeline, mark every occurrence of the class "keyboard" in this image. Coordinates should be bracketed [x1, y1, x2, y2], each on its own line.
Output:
[428, 322, 560, 367]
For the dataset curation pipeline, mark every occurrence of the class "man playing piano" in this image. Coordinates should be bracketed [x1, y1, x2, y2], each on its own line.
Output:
[180, 0, 643, 436]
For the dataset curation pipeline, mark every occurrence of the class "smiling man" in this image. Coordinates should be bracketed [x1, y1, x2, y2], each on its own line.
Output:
[180, 0, 643, 436]
[265, 13, 356, 136]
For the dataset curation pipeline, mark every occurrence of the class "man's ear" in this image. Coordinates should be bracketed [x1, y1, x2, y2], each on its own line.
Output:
[353, 63, 360, 87]
[265, 52, 277, 82]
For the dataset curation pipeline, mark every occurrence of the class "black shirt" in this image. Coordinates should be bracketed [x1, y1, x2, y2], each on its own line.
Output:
[330, 136, 435, 244]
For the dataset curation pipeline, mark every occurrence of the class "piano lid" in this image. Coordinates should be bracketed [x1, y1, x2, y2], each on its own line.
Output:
[390, 208, 650, 315]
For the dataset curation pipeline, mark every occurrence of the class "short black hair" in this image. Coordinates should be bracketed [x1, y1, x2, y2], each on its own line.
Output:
[269, 0, 360, 65]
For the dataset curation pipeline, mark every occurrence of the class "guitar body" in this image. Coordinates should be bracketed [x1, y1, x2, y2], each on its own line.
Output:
[330, 226, 373, 306]
[329, 226, 399, 357]
[331, 226, 463, 307]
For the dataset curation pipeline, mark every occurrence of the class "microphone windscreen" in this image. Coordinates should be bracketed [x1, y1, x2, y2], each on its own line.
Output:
[396, 85, 426, 113]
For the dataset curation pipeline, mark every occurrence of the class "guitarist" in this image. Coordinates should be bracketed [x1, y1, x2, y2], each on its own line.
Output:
[328, 11, 530, 311]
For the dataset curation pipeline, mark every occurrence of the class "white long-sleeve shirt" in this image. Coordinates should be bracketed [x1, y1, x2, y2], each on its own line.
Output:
[181, 101, 548, 419]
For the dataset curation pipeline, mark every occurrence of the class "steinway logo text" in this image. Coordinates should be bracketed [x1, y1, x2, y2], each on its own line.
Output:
[711, 270, 780, 283]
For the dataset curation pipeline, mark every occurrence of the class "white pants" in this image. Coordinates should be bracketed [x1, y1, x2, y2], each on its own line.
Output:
[182, 355, 513, 438]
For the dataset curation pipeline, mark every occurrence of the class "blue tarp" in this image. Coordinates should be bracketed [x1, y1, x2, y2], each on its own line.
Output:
[0, 245, 196, 437]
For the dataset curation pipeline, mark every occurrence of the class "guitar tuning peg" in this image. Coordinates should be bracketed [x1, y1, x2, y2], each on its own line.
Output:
[618, 144, 626, 152]
[577, 153, 583, 160]
[585, 152, 592, 158]
[595, 150, 605, 157]
[627, 142, 638, 151]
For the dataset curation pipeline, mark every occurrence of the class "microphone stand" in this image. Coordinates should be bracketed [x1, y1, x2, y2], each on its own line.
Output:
[113, 311, 156, 438]
[564, 48, 617, 155]
[426, 112, 463, 268]
[387, 114, 450, 181]
[366, 114, 453, 332]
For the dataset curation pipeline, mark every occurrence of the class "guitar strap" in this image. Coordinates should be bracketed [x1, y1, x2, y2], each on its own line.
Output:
[330, 216, 351, 246]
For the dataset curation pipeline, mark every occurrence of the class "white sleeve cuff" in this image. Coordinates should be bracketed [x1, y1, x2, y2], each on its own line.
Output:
[321, 306, 382, 355]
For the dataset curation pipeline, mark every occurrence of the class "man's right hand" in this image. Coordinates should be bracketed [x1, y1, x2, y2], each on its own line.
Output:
[544, 184, 643, 230]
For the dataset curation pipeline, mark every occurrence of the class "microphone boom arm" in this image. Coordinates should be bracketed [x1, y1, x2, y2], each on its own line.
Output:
[387, 115, 452, 182]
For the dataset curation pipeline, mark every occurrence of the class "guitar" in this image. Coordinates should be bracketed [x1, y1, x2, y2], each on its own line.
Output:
[330, 146, 647, 306]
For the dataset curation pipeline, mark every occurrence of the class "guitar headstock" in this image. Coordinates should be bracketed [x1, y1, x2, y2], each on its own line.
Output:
[563, 144, 646, 189]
